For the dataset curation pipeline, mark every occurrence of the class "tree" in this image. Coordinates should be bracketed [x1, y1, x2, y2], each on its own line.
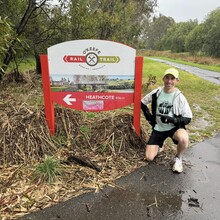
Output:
[0, 18, 13, 71]
[66, 0, 157, 47]
[185, 24, 205, 55]
[24, 3, 70, 74]
[145, 14, 175, 50]
[0, 0, 157, 81]
[161, 20, 198, 52]
[202, 8, 220, 57]
[0, 0, 49, 81]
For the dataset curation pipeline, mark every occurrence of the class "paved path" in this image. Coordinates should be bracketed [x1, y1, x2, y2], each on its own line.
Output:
[19, 133, 220, 220]
[147, 57, 220, 85]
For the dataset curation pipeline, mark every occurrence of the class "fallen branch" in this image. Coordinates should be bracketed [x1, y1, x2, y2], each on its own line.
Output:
[65, 155, 102, 172]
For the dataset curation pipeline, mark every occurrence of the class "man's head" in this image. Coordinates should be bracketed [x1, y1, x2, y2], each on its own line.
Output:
[163, 68, 179, 92]
[163, 68, 179, 79]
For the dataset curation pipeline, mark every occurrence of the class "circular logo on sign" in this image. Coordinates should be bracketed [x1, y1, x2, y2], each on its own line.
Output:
[86, 52, 98, 66]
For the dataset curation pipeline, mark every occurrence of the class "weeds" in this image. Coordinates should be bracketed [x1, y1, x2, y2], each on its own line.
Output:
[33, 156, 62, 184]
[85, 112, 96, 119]
[80, 125, 91, 136]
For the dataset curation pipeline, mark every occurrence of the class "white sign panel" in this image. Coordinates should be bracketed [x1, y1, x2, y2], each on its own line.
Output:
[47, 39, 136, 76]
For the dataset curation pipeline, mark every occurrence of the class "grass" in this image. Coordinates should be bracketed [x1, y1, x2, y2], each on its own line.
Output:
[34, 156, 62, 184]
[85, 112, 97, 119]
[4, 57, 36, 73]
[155, 56, 220, 73]
[51, 87, 66, 92]
[80, 125, 91, 137]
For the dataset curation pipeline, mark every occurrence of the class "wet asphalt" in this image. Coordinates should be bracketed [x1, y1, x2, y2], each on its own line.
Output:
[147, 57, 220, 85]
[19, 133, 220, 220]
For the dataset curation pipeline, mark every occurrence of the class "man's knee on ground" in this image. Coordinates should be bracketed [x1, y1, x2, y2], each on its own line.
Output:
[145, 145, 158, 161]
[145, 153, 156, 161]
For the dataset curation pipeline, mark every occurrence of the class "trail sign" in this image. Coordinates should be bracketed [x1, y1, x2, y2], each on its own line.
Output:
[40, 39, 143, 135]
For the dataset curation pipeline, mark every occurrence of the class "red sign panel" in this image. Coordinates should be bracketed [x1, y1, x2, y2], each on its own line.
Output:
[51, 92, 134, 111]
[40, 40, 143, 135]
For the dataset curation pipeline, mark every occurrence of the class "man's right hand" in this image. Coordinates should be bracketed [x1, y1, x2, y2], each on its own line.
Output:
[148, 114, 156, 127]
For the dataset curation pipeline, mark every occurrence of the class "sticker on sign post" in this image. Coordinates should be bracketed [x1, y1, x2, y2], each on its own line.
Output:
[40, 39, 143, 135]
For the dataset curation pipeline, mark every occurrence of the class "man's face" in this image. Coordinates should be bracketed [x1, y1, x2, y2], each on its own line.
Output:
[163, 74, 179, 89]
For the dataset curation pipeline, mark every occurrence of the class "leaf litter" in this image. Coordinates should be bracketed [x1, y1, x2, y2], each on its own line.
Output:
[0, 74, 175, 219]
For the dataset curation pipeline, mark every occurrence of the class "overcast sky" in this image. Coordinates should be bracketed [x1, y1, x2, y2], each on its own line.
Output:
[156, 0, 220, 23]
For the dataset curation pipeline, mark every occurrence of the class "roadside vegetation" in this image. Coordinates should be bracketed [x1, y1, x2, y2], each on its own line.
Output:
[138, 50, 220, 72]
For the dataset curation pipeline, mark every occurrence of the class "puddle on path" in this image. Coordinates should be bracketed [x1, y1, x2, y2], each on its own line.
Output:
[92, 184, 184, 219]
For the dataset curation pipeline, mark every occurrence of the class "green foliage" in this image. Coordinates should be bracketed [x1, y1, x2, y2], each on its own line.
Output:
[0, 0, 43, 76]
[0, 17, 14, 60]
[185, 24, 205, 54]
[0, 0, 31, 58]
[1, 0, 219, 79]
[161, 20, 198, 53]
[146, 15, 175, 50]
[0, 0, 26, 27]
[66, 0, 156, 47]
[183, 7, 220, 57]
[153, 7, 220, 58]
[202, 8, 220, 57]
[80, 125, 91, 137]
[85, 112, 97, 119]
[34, 156, 62, 183]
[0, 0, 157, 77]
